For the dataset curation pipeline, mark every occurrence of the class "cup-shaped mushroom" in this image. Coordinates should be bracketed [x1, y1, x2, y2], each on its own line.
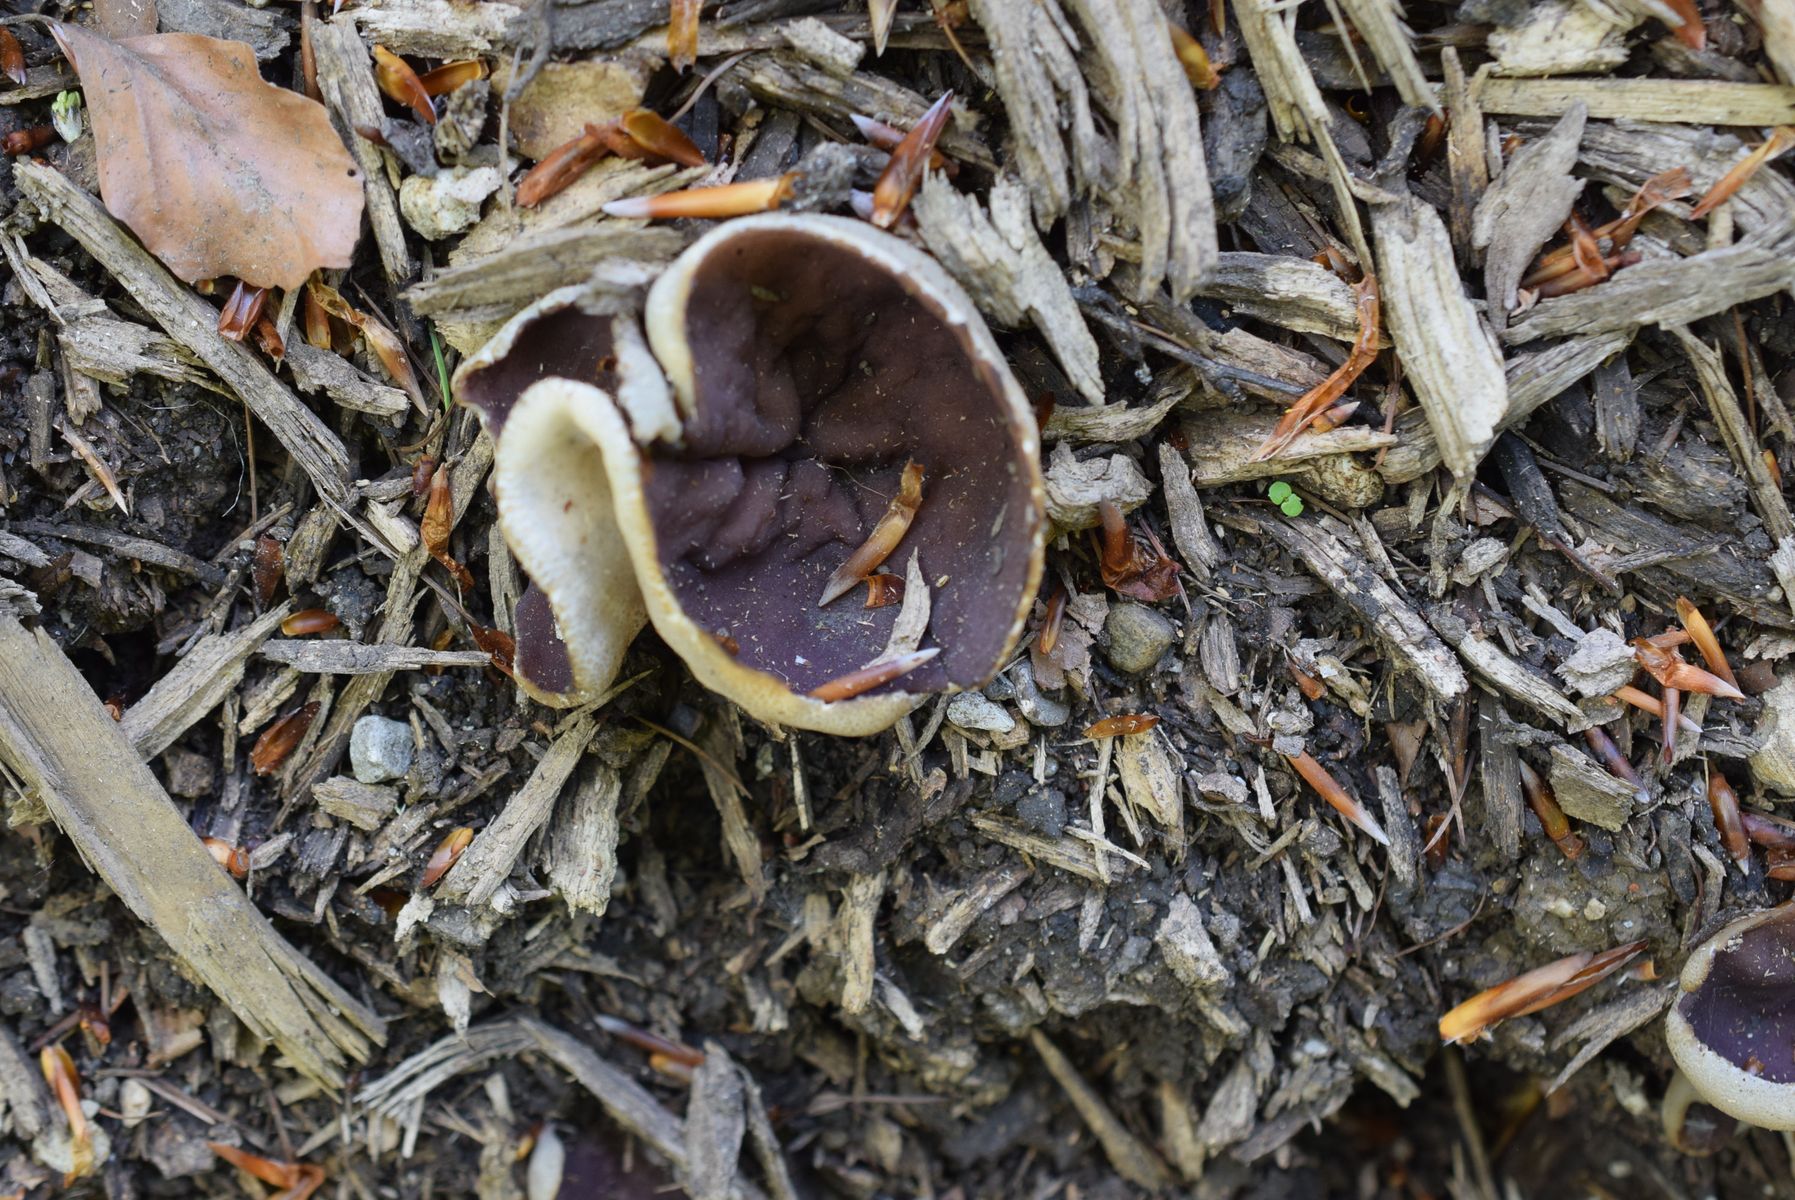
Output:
[1665, 905, 1795, 1130]
[460, 216, 1045, 734]
[456, 285, 675, 707]
[632, 214, 1044, 733]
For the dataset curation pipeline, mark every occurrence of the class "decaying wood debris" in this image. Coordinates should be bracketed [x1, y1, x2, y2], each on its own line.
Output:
[3, 0, 1795, 1193]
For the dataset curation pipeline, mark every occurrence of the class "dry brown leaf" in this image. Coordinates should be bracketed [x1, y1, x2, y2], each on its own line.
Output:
[94, 0, 157, 39]
[56, 25, 363, 289]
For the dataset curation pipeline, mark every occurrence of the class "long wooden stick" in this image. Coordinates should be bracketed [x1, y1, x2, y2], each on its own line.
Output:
[0, 611, 384, 1088]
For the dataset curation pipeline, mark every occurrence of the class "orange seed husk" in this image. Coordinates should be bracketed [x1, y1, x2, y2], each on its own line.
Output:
[871, 90, 954, 229]
[820, 461, 924, 606]
[0, 28, 26, 86]
[280, 608, 340, 636]
[250, 701, 320, 776]
[1689, 126, 1794, 219]
[603, 173, 796, 219]
[668, 0, 701, 70]
[808, 647, 940, 702]
[619, 109, 706, 166]
[1085, 714, 1160, 738]
[1168, 23, 1220, 89]
[1438, 940, 1649, 1044]
[416, 58, 487, 96]
[372, 45, 434, 124]
[1675, 596, 1738, 691]
[1632, 638, 1745, 700]
[1287, 750, 1389, 845]
[1707, 771, 1750, 867]
[421, 826, 473, 889]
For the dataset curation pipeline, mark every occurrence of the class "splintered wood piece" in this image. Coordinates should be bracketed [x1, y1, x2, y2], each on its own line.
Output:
[0, 613, 384, 1086]
[820, 461, 924, 606]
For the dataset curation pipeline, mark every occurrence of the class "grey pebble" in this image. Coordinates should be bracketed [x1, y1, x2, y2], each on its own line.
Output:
[350, 715, 414, 784]
[1104, 602, 1177, 674]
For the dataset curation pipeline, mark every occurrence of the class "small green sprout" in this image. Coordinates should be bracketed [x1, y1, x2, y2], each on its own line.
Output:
[50, 91, 83, 144]
[1267, 480, 1305, 517]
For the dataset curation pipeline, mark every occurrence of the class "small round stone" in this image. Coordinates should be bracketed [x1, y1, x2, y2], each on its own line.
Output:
[1017, 787, 1068, 837]
[1103, 602, 1177, 674]
[947, 692, 1016, 733]
[350, 715, 414, 784]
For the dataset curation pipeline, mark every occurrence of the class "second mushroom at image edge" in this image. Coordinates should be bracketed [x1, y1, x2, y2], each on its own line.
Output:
[455, 214, 1046, 736]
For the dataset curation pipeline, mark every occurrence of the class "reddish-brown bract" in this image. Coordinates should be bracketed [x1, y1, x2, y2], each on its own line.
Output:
[216, 280, 269, 341]
[423, 464, 476, 590]
[416, 58, 485, 96]
[1096, 501, 1181, 602]
[1519, 759, 1584, 860]
[1438, 940, 1649, 1043]
[821, 460, 924, 606]
[202, 836, 250, 878]
[668, 0, 701, 70]
[252, 534, 284, 608]
[280, 608, 340, 636]
[1085, 714, 1160, 738]
[250, 701, 320, 775]
[603, 173, 796, 220]
[863, 573, 906, 609]
[808, 647, 940, 702]
[208, 1143, 326, 1200]
[1286, 750, 1389, 845]
[421, 826, 473, 888]
[1252, 274, 1380, 460]
[1676, 596, 1739, 690]
[1707, 772, 1750, 867]
[0, 28, 27, 86]
[1168, 23, 1220, 89]
[372, 45, 433, 124]
[1690, 126, 1794, 219]
[2, 125, 55, 155]
[1036, 584, 1067, 655]
[871, 91, 954, 229]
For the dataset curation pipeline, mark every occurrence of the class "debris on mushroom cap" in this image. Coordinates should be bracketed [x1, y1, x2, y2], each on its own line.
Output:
[632, 214, 1044, 732]
[457, 215, 1045, 735]
[454, 285, 673, 707]
[1665, 905, 1795, 1130]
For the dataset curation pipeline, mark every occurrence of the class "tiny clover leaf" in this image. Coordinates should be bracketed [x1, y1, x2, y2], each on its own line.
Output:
[1267, 480, 1292, 505]
[1280, 493, 1305, 517]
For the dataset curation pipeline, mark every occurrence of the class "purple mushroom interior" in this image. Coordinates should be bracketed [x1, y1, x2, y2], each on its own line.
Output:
[458, 303, 619, 697]
[643, 228, 1038, 697]
[1678, 909, 1795, 1084]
